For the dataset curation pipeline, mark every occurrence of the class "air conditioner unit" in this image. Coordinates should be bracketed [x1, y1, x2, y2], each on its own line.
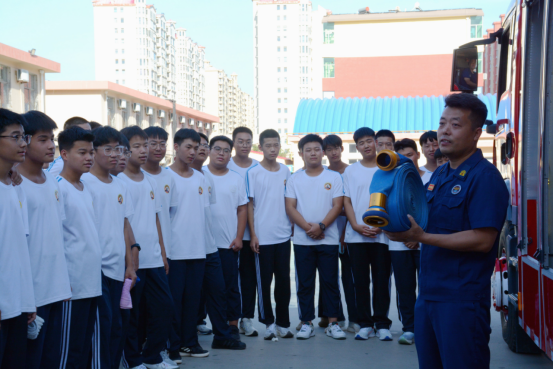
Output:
[132, 103, 141, 112]
[158, 110, 165, 118]
[145, 107, 154, 116]
[16, 69, 29, 83]
[198, 121, 203, 128]
[189, 119, 195, 126]
[180, 116, 186, 124]
[118, 99, 127, 110]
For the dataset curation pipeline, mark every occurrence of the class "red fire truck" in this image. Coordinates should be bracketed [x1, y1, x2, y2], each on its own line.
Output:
[452, 0, 552, 359]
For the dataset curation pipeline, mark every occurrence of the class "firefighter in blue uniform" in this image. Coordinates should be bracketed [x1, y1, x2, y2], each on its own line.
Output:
[385, 93, 509, 369]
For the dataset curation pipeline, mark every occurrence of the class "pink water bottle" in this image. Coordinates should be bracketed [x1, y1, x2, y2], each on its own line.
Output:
[120, 278, 133, 309]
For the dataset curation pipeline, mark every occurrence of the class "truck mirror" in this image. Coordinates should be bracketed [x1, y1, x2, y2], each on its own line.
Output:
[486, 124, 498, 135]
[450, 47, 478, 92]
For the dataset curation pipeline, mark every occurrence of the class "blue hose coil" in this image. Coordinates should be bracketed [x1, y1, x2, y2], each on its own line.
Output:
[362, 150, 429, 232]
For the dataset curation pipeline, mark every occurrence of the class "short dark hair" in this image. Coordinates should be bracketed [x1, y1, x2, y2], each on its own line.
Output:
[353, 127, 375, 143]
[144, 126, 168, 141]
[434, 148, 445, 160]
[58, 126, 94, 152]
[259, 129, 280, 146]
[92, 126, 121, 148]
[232, 127, 253, 141]
[209, 135, 234, 150]
[0, 108, 27, 135]
[120, 125, 148, 143]
[119, 134, 130, 150]
[298, 134, 323, 151]
[376, 129, 395, 143]
[444, 93, 488, 129]
[394, 138, 418, 153]
[198, 132, 209, 143]
[174, 128, 200, 146]
[89, 122, 102, 131]
[419, 131, 438, 146]
[322, 134, 342, 150]
[21, 111, 57, 136]
[63, 116, 89, 130]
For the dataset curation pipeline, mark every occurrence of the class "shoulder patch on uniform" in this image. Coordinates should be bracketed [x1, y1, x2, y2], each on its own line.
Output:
[427, 184, 435, 192]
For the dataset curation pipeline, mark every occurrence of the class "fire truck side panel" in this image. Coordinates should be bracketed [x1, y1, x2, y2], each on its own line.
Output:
[542, 268, 553, 359]
[521, 257, 542, 348]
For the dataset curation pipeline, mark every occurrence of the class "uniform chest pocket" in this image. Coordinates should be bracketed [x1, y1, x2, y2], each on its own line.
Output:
[426, 191, 435, 203]
[435, 195, 466, 231]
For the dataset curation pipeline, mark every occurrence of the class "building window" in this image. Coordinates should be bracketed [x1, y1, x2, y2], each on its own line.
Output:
[324, 23, 335, 44]
[470, 16, 483, 38]
[278, 129, 282, 133]
[284, 119, 287, 123]
[277, 47, 280, 52]
[115, 59, 119, 64]
[284, 108, 288, 113]
[324, 58, 335, 78]
[284, 67, 287, 72]
[278, 67, 281, 72]
[278, 98, 281, 103]
[277, 16, 280, 20]
[116, 69, 119, 74]
[277, 5, 280, 10]
[116, 79, 119, 84]
[284, 15, 287, 21]
[278, 108, 281, 113]
[284, 98, 287, 103]
[114, 8, 117, 12]
[115, 28, 118, 33]
[278, 119, 281, 124]
[284, 88, 288, 93]
[122, 49, 125, 54]
[349, 144, 356, 153]
[278, 88, 281, 93]
[284, 46, 287, 52]
[478, 51, 483, 72]
[121, 28, 124, 33]
[277, 36, 280, 41]
[284, 5, 287, 10]
[122, 59, 125, 64]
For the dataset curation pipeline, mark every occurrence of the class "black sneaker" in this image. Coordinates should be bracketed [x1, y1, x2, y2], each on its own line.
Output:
[229, 325, 241, 341]
[212, 338, 247, 350]
[179, 345, 210, 358]
[169, 351, 182, 364]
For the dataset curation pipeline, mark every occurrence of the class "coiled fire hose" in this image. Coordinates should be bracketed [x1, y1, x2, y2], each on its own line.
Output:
[362, 150, 429, 232]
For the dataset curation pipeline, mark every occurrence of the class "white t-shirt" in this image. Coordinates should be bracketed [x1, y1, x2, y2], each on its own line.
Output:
[118, 173, 164, 269]
[82, 174, 135, 281]
[143, 168, 177, 259]
[285, 168, 344, 246]
[168, 168, 210, 260]
[20, 174, 72, 307]
[420, 165, 433, 174]
[57, 176, 102, 300]
[227, 157, 258, 241]
[0, 183, 35, 319]
[201, 168, 218, 254]
[204, 167, 248, 249]
[246, 163, 292, 245]
[343, 162, 388, 244]
[388, 170, 433, 251]
[47, 156, 64, 177]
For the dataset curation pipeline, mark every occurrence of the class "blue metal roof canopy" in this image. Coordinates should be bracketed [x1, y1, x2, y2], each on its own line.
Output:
[293, 94, 497, 135]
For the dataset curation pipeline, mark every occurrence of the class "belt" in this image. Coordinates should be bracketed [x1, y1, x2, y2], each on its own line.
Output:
[362, 150, 429, 232]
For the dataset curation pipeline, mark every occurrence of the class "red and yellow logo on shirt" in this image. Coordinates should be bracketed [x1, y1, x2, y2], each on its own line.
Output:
[324, 183, 332, 190]
[150, 191, 155, 200]
[164, 185, 170, 194]
[118, 194, 123, 204]
[55, 190, 59, 202]
[199, 187, 203, 195]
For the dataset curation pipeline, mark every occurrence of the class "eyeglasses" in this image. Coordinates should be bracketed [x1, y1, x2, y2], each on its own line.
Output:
[150, 142, 167, 149]
[0, 134, 32, 144]
[212, 146, 231, 154]
[236, 140, 252, 147]
[122, 150, 132, 158]
[97, 146, 124, 156]
[199, 144, 210, 149]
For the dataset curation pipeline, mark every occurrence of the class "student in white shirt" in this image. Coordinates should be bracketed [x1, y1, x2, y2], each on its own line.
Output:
[0, 108, 36, 368]
[118, 126, 174, 369]
[81, 126, 139, 369]
[419, 131, 439, 173]
[110, 134, 131, 177]
[47, 116, 92, 178]
[247, 129, 293, 340]
[54, 126, 103, 369]
[386, 138, 432, 345]
[285, 134, 346, 340]
[343, 127, 393, 342]
[204, 136, 249, 340]
[227, 127, 260, 337]
[17, 111, 72, 369]
[375, 129, 396, 153]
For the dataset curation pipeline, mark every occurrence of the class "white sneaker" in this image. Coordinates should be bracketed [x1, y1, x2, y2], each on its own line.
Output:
[129, 365, 147, 369]
[347, 321, 361, 333]
[264, 323, 277, 340]
[325, 322, 347, 340]
[159, 351, 179, 368]
[355, 327, 376, 340]
[376, 328, 393, 341]
[276, 325, 294, 338]
[239, 318, 259, 337]
[296, 322, 315, 340]
[338, 320, 347, 330]
[399, 331, 415, 345]
[197, 324, 212, 335]
[143, 361, 176, 369]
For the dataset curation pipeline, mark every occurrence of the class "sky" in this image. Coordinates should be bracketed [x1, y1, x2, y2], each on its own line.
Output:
[0, 0, 510, 96]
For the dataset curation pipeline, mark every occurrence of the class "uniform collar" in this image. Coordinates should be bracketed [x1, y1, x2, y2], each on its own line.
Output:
[449, 149, 484, 182]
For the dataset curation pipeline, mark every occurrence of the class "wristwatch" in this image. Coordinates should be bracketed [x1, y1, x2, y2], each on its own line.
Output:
[319, 222, 326, 231]
[131, 243, 141, 251]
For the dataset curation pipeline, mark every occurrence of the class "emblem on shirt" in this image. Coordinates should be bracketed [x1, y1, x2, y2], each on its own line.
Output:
[164, 185, 170, 194]
[324, 182, 332, 190]
[451, 184, 462, 195]
[427, 184, 435, 192]
[55, 190, 59, 202]
[459, 170, 467, 177]
[150, 191, 155, 200]
[208, 186, 212, 195]
[118, 194, 123, 204]
[199, 186, 203, 195]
